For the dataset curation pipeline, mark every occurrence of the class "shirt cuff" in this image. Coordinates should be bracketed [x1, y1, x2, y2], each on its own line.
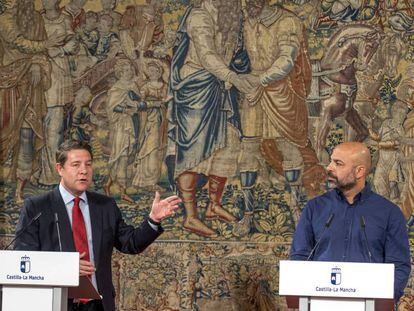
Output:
[147, 218, 162, 232]
[147, 221, 158, 231]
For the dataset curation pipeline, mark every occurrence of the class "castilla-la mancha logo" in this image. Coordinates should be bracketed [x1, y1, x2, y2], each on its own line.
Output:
[20, 255, 31, 273]
[331, 267, 341, 285]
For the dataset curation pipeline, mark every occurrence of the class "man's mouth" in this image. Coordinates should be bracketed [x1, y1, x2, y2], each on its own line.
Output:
[327, 173, 337, 182]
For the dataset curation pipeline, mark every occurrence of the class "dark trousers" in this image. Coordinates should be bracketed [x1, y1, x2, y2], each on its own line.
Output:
[69, 299, 104, 311]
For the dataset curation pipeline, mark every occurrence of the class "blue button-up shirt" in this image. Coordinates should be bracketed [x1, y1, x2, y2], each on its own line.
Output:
[290, 184, 411, 301]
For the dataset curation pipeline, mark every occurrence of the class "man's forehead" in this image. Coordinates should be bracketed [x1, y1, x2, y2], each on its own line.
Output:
[331, 147, 352, 162]
[331, 146, 365, 165]
[66, 149, 92, 161]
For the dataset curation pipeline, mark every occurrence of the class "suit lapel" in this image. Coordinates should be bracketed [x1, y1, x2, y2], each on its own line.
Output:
[51, 187, 76, 252]
[86, 191, 102, 266]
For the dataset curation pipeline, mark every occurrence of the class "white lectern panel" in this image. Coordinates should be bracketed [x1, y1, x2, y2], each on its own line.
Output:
[3, 286, 53, 311]
[310, 297, 365, 311]
[0, 250, 78, 286]
[0, 251, 80, 311]
[279, 260, 394, 299]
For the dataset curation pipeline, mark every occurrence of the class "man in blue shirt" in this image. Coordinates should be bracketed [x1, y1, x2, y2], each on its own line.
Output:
[290, 142, 411, 302]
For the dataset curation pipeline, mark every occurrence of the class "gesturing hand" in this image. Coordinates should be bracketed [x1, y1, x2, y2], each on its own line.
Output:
[149, 191, 182, 223]
[79, 252, 95, 277]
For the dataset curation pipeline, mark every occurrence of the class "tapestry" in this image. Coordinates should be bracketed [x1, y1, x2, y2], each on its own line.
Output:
[1, 0, 414, 310]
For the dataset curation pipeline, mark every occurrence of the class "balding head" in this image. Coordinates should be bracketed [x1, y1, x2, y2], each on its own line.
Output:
[334, 142, 371, 175]
[326, 142, 371, 199]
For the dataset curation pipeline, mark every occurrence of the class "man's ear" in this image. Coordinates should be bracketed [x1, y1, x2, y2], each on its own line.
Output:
[55, 163, 63, 177]
[356, 165, 366, 179]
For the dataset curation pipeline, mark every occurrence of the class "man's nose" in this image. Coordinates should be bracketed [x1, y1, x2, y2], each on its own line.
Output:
[326, 162, 333, 172]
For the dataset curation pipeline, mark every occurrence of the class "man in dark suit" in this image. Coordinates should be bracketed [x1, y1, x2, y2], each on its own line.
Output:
[14, 140, 181, 311]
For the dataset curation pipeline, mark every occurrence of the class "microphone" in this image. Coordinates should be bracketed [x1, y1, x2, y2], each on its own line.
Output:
[4, 212, 42, 250]
[360, 216, 373, 263]
[54, 213, 63, 252]
[307, 213, 335, 261]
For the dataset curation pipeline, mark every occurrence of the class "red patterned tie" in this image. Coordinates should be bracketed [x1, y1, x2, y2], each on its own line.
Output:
[72, 197, 90, 262]
[72, 197, 91, 303]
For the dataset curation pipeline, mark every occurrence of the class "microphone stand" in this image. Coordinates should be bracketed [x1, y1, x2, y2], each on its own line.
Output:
[307, 213, 335, 261]
[54, 213, 63, 252]
[360, 216, 373, 263]
[4, 212, 42, 250]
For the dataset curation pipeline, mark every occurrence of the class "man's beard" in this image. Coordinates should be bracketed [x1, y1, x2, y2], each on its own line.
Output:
[327, 171, 357, 192]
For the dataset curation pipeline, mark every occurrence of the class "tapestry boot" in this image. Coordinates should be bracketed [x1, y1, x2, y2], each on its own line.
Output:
[233, 171, 257, 237]
[205, 175, 237, 222]
[177, 172, 216, 237]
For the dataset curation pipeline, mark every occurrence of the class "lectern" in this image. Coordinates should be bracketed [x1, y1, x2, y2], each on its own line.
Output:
[0, 250, 88, 311]
[279, 260, 395, 311]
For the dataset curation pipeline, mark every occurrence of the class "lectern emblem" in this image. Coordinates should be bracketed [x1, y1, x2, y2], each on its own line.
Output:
[331, 267, 341, 285]
[20, 255, 31, 273]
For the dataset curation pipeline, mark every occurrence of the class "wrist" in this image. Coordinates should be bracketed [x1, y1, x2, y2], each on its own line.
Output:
[148, 214, 161, 226]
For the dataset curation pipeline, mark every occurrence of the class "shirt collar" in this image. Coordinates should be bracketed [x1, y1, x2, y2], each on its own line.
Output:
[334, 183, 372, 204]
[59, 183, 88, 205]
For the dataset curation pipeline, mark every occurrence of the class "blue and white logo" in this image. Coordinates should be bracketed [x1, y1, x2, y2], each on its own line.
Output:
[20, 255, 31, 273]
[331, 267, 341, 285]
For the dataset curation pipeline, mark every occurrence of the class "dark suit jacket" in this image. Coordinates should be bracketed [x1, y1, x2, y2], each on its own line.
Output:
[14, 187, 163, 311]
